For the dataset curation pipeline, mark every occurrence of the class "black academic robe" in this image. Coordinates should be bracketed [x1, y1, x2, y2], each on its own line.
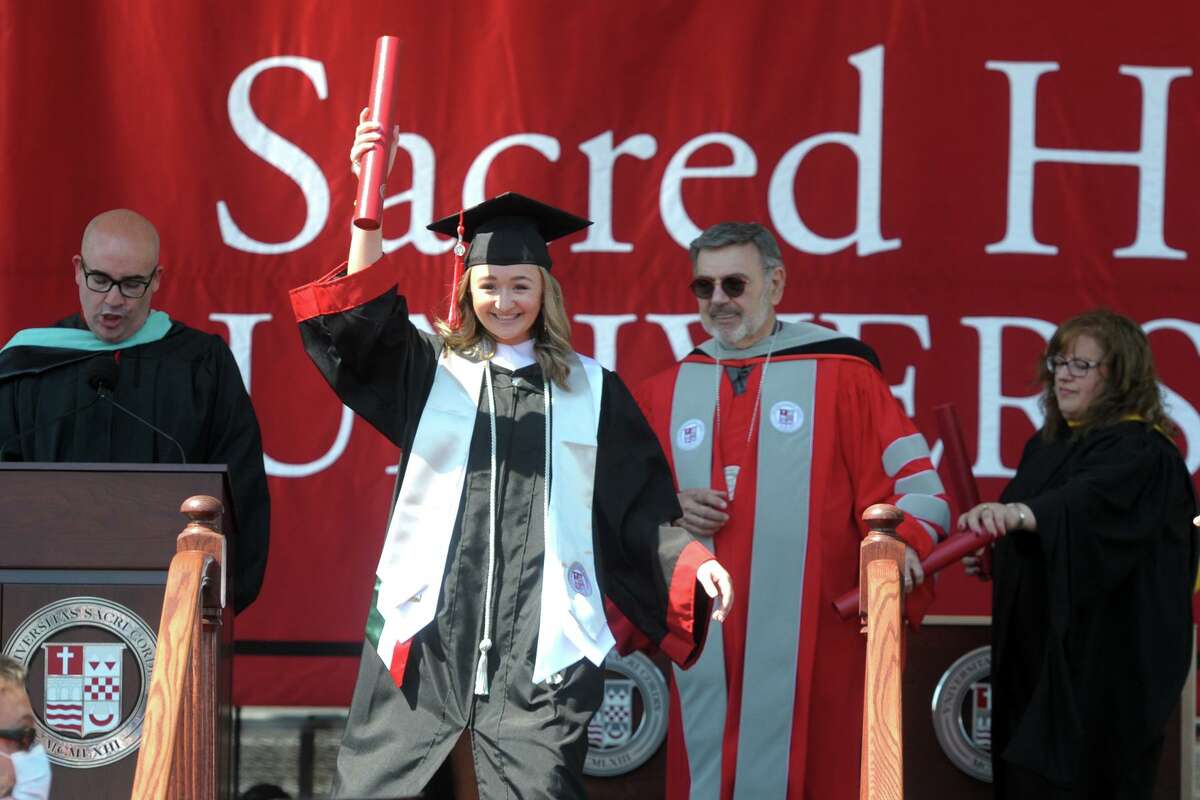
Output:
[0, 314, 271, 612]
[292, 266, 710, 800]
[991, 421, 1197, 799]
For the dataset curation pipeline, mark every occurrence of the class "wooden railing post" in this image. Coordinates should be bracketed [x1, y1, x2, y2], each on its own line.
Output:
[179, 497, 225, 799]
[859, 503, 905, 800]
[131, 495, 227, 800]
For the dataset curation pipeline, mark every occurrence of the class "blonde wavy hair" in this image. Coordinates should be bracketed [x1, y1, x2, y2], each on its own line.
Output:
[434, 266, 575, 388]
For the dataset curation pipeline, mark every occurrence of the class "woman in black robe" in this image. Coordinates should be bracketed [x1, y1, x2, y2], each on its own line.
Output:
[961, 309, 1196, 799]
[290, 114, 733, 799]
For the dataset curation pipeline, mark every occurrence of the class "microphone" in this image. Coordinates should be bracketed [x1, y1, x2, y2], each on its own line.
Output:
[87, 355, 188, 465]
[85, 355, 118, 395]
[0, 355, 189, 464]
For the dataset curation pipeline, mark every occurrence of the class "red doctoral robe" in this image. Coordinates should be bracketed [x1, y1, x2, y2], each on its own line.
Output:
[634, 322, 948, 800]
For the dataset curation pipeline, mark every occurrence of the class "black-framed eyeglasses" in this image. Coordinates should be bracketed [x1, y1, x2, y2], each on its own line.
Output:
[0, 726, 36, 751]
[80, 260, 158, 299]
[1045, 356, 1104, 378]
[689, 276, 748, 300]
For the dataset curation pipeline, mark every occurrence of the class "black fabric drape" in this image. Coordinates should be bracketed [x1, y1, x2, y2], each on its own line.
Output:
[991, 421, 1196, 798]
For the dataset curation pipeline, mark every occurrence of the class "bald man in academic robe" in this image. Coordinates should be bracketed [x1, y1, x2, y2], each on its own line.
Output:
[0, 209, 270, 611]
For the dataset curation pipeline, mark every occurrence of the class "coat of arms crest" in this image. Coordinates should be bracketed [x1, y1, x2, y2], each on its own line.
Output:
[583, 652, 668, 777]
[43, 643, 126, 737]
[587, 679, 634, 748]
[3, 597, 155, 769]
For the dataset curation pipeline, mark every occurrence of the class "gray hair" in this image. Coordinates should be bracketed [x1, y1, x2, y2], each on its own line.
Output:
[688, 222, 784, 273]
[0, 655, 25, 689]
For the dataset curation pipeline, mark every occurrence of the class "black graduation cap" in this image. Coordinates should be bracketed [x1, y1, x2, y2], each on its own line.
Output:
[427, 192, 592, 270]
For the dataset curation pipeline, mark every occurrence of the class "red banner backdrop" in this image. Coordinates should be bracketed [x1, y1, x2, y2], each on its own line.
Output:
[1, 1, 1197, 705]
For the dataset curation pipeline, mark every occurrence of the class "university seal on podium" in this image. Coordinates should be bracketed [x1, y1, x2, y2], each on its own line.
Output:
[2, 597, 156, 768]
[931, 645, 993, 782]
[583, 651, 669, 777]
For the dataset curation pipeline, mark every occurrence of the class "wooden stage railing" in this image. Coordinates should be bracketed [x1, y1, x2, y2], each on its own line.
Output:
[131, 496, 230, 800]
[858, 504, 906, 800]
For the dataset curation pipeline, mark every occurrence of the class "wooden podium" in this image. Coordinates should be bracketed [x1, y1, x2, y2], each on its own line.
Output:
[0, 464, 235, 800]
[903, 616, 1193, 799]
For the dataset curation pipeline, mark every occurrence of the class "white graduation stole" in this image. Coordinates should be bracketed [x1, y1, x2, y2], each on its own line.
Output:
[533, 352, 613, 682]
[372, 348, 614, 684]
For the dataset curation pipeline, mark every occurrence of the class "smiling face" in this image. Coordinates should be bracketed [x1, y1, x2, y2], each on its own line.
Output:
[73, 210, 162, 344]
[468, 263, 544, 345]
[1053, 333, 1107, 422]
[694, 242, 785, 350]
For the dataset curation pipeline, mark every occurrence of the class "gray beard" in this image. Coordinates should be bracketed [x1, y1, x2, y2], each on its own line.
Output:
[702, 291, 773, 350]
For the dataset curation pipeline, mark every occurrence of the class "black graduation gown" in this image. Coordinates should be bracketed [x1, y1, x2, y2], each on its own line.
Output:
[990, 421, 1197, 799]
[294, 279, 709, 800]
[0, 314, 271, 612]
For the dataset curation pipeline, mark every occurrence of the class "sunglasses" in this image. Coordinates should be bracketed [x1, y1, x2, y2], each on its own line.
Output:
[0, 727, 36, 750]
[689, 276, 748, 300]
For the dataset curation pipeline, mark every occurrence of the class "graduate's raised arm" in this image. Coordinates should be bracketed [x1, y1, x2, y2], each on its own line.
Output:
[289, 109, 433, 449]
[348, 107, 399, 273]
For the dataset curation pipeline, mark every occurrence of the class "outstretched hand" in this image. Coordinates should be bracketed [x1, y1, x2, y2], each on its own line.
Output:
[697, 560, 734, 622]
[350, 107, 400, 180]
[957, 501, 1030, 538]
[957, 501, 1032, 582]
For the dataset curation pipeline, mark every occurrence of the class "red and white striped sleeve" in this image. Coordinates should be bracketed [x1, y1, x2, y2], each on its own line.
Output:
[841, 361, 949, 559]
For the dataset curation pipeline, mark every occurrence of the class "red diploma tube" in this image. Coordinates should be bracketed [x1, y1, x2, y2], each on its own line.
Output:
[832, 530, 999, 619]
[354, 36, 403, 231]
[832, 403, 993, 619]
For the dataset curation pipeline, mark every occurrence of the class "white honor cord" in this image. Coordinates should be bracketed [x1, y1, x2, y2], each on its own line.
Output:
[542, 377, 553, 608]
[542, 377, 560, 687]
[474, 366, 554, 696]
[475, 365, 499, 695]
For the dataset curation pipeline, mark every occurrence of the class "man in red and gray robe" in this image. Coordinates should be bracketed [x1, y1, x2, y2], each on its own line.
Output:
[634, 222, 948, 800]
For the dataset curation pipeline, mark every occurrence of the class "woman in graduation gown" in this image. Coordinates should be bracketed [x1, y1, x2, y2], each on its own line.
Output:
[960, 309, 1196, 799]
[289, 114, 733, 799]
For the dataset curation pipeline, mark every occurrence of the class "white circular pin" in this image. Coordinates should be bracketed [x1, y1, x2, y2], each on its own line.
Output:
[675, 418, 706, 451]
[566, 562, 593, 597]
[770, 401, 804, 433]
